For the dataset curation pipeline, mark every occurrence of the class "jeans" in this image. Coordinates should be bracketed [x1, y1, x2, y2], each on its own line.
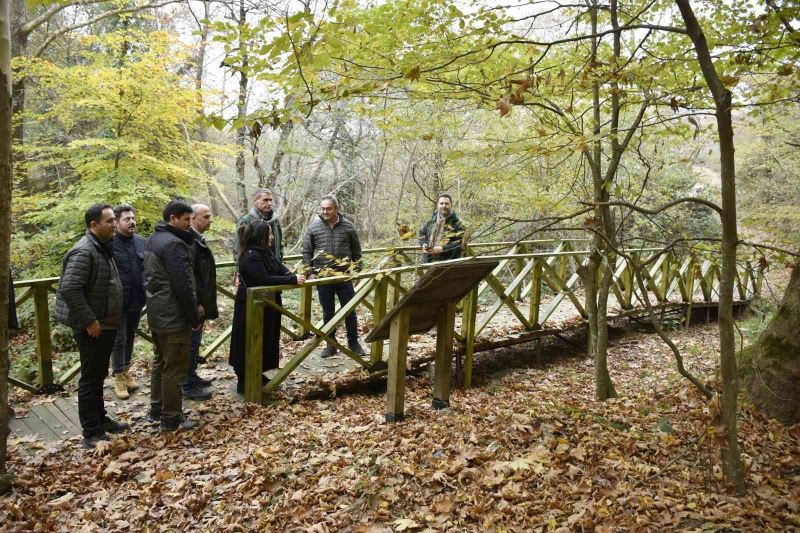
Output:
[75, 329, 116, 438]
[150, 328, 191, 425]
[182, 324, 204, 391]
[317, 281, 359, 345]
[110, 306, 143, 375]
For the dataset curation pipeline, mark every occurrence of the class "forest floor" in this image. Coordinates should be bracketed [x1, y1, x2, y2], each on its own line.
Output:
[2, 309, 799, 530]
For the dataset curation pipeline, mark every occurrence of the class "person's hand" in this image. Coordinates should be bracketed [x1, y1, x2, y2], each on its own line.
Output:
[296, 274, 306, 284]
[86, 321, 101, 338]
[432, 245, 444, 254]
[197, 304, 205, 319]
[307, 273, 317, 281]
[422, 244, 430, 252]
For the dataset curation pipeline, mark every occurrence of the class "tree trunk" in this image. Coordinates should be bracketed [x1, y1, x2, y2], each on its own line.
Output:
[675, 0, 746, 495]
[9, 0, 25, 192]
[1, 0, 14, 496]
[264, 119, 294, 190]
[233, 0, 248, 211]
[744, 265, 800, 424]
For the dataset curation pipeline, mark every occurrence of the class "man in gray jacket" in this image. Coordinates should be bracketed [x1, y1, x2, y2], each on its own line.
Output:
[302, 195, 366, 358]
[55, 204, 128, 448]
[144, 200, 203, 431]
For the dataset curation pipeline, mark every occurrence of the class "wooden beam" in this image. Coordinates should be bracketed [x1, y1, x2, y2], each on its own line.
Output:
[432, 302, 457, 409]
[244, 291, 265, 404]
[33, 283, 54, 388]
[386, 308, 411, 423]
[461, 287, 478, 389]
[370, 276, 388, 365]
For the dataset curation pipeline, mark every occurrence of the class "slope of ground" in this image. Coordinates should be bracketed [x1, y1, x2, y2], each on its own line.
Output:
[1, 322, 798, 531]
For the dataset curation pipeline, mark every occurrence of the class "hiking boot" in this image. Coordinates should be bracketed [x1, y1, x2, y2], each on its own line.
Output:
[182, 385, 212, 401]
[160, 418, 199, 432]
[123, 369, 140, 391]
[82, 433, 109, 449]
[320, 344, 337, 358]
[348, 341, 367, 357]
[103, 417, 129, 434]
[114, 374, 129, 399]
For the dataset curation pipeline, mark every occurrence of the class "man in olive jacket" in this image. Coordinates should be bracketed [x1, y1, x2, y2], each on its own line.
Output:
[233, 188, 283, 262]
[144, 200, 203, 431]
[182, 203, 218, 399]
[302, 195, 365, 358]
[55, 204, 128, 448]
[419, 193, 465, 263]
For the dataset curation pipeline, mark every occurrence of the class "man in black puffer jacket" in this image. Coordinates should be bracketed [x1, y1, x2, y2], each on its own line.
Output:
[181, 203, 218, 399]
[144, 200, 203, 431]
[55, 204, 127, 448]
[302, 195, 366, 359]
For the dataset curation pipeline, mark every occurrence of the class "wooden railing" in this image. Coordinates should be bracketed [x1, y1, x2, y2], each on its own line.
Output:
[7, 239, 764, 396]
[242, 241, 765, 403]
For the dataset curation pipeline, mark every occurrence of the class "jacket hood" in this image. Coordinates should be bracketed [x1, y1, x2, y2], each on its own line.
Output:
[155, 221, 195, 244]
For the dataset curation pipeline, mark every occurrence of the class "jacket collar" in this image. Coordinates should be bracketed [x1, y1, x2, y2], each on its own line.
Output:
[317, 214, 341, 228]
[155, 221, 195, 244]
[190, 226, 207, 246]
[251, 207, 277, 223]
[86, 230, 113, 255]
[429, 210, 459, 225]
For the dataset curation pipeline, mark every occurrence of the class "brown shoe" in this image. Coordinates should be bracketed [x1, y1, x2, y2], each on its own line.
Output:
[114, 374, 129, 399]
[123, 369, 139, 391]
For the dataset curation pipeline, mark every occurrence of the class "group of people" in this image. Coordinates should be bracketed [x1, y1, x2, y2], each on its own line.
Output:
[54, 190, 464, 448]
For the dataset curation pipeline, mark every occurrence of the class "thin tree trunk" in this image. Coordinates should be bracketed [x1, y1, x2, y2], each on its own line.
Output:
[675, 0, 746, 495]
[264, 119, 294, 189]
[1, 0, 14, 495]
[9, 0, 25, 192]
[233, 0, 248, 211]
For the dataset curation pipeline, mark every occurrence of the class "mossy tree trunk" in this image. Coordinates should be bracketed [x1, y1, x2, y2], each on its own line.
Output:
[745, 265, 800, 424]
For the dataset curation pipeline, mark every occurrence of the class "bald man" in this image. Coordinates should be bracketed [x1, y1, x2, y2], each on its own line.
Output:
[182, 204, 218, 400]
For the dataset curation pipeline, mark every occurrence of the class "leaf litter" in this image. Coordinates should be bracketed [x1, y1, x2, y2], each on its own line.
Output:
[1, 323, 798, 531]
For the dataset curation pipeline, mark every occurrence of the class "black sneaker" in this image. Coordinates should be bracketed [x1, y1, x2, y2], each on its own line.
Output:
[160, 418, 199, 432]
[194, 376, 213, 388]
[182, 385, 212, 401]
[348, 341, 367, 356]
[320, 345, 337, 358]
[102, 417, 129, 434]
[147, 411, 161, 423]
[82, 433, 110, 449]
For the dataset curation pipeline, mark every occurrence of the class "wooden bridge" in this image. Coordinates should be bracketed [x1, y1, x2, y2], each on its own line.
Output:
[7, 238, 763, 408]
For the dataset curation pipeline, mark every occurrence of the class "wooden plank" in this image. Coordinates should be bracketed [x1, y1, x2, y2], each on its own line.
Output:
[244, 291, 265, 404]
[14, 286, 32, 306]
[57, 361, 82, 387]
[54, 397, 82, 427]
[528, 259, 542, 328]
[32, 403, 72, 439]
[297, 286, 313, 337]
[41, 402, 80, 436]
[432, 303, 457, 409]
[370, 277, 389, 365]
[18, 410, 60, 441]
[8, 375, 37, 393]
[200, 325, 232, 359]
[386, 308, 411, 423]
[33, 284, 54, 388]
[461, 287, 478, 389]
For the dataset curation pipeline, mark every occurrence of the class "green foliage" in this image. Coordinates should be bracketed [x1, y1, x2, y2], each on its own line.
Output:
[13, 29, 223, 276]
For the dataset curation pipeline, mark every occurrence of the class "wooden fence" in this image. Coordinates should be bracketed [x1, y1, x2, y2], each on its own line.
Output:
[8, 239, 763, 397]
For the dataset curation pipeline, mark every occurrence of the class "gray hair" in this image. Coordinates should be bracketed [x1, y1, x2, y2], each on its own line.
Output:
[251, 188, 273, 201]
[320, 195, 339, 208]
[191, 203, 211, 214]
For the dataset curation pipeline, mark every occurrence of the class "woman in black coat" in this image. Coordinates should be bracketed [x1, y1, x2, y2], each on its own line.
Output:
[229, 220, 305, 392]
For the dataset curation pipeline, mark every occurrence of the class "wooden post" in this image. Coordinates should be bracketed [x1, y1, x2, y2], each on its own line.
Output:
[244, 290, 265, 404]
[432, 302, 457, 409]
[391, 272, 402, 306]
[297, 285, 312, 338]
[529, 259, 542, 329]
[33, 283, 54, 389]
[461, 286, 478, 389]
[386, 308, 411, 423]
[371, 276, 388, 366]
[512, 244, 525, 300]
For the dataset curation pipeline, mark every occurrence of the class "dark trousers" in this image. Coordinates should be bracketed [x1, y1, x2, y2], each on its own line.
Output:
[317, 281, 359, 345]
[75, 329, 116, 438]
[182, 324, 204, 391]
[151, 328, 190, 425]
[110, 306, 143, 375]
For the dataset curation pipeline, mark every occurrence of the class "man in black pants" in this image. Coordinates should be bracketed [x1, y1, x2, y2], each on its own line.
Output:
[55, 204, 128, 448]
[302, 195, 366, 358]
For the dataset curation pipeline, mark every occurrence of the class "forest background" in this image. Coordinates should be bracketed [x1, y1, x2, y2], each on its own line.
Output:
[0, 0, 798, 504]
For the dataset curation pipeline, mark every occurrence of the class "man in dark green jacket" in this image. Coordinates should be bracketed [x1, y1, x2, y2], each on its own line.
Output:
[233, 188, 283, 262]
[144, 200, 203, 431]
[419, 193, 465, 263]
[55, 204, 127, 448]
